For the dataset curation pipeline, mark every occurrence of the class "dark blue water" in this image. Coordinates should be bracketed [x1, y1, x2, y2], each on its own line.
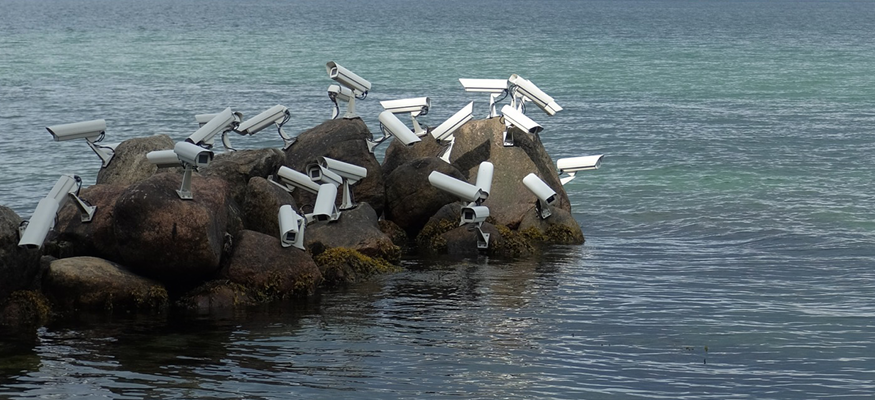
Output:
[2, 0, 874, 398]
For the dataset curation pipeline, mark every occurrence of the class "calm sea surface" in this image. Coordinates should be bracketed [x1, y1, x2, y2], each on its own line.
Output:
[2, 0, 875, 398]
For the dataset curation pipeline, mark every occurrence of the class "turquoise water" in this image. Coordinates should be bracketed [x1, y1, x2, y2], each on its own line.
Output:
[2, 0, 875, 398]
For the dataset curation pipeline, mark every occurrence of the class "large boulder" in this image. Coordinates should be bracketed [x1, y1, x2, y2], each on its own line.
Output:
[303, 203, 400, 263]
[201, 148, 285, 207]
[49, 184, 128, 261]
[96, 134, 176, 186]
[42, 256, 168, 314]
[383, 157, 466, 237]
[112, 172, 233, 285]
[0, 206, 42, 300]
[283, 118, 386, 216]
[416, 203, 503, 257]
[519, 206, 585, 244]
[222, 230, 323, 301]
[240, 176, 297, 237]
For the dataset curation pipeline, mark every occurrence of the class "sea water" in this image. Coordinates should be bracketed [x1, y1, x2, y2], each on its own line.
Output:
[1, 0, 874, 398]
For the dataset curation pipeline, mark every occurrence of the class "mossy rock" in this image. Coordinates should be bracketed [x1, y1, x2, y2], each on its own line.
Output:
[175, 280, 256, 313]
[313, 248, 400, 286]
[0, 290, 50, 331]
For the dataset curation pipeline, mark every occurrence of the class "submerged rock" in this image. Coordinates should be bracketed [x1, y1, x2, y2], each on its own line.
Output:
[175, 280, 256, 313]
[96, 134, 176, 186]
[42, 256, 168, 314]
[283, 118, 387, 216]
[0, 290, 50, 331]
[313, 247, 400, 286]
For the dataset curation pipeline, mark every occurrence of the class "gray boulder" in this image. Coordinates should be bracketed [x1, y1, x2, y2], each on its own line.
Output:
[383, 157, 466, 236]
[283, 118, 386, 216]
[304, 202, 400, 263]
[42, 256, 168, 313]
[240, 176, 297, 237]
[50, 184, 127, 261]
[222, 230, 323, 300]
[201, 148, 285, 207]
[96, 134, 176, 186]
[0, 206, 42, 300]
[112, 172, 233, 284]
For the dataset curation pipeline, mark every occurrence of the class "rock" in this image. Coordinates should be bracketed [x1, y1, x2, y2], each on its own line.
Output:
[378, 219, 408, 248]
[303, 203, 400, 263]
[96, 134, 176, 186]
[0, 290, 50, 331]
[0, 206, 42, 300]
[383, 157, 466, 236]
[175, 280, 256, 313]
[415, 203, 522, 258]
[241, 177, 297, 237]
[201, 148, 285, 207]
[48, 184, 128, 261]
[312, 247, 399, 287]
[382, 132, 447, 177]
[519, 206, 585, 244]
[283, 119, 386, 216]
[222, 230, 323, 301]
[113, 172, 233, 285]
[42, 256, 168, 314]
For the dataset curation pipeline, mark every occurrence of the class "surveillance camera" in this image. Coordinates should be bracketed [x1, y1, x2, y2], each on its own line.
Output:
[311, 183, 341, 222]
[522, 173, 557, 219]
[274, 166, 322, 194]
[380, 97, 431, 136]
[46, 119, 115, 167]
[326, 61, 372, 95]
[328, 84, 356, 119]
[557, 154, 604, 185]
[312, 157, 367, 210]
[499, 104, 543, 146]
[318, 157, 367, 183]
[459, 78, 509, 118]
[146, 149, 181, 168]
[427, 171, 487, 205]
[195, 111, 243, 128]
[507, 74, 563, 116]
[174, 141, 213, 168]
[370, 110, 422, 153]
[474, 161, 494, 198]
[18, 174, 96, 249]
[235, 105, 296, 149]
[278, 204, 306, 250]
[187, 107, 240, 150]
[306, 163, 343, 188]
[431, 101, 474, 142]
[461, 205, 490, 224]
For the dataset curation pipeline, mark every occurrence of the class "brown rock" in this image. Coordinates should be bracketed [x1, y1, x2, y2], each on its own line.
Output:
[201, 148, 286, 207]
[384, 157, 466, 236]
[96, 134, 176, 186]
[241, 176, 297, 237]
[50, 184, 127, 261]
[303, 203, 400, 262]
[0, 206, 42, 300]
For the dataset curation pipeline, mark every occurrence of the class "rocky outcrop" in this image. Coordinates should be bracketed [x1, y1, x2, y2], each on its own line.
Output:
[0, 206, 42, 300]
[113, 172, 233, 284]
[42, 256, 168, 314]
[383, 157, 466, 237]
[96, 134, 176, 186]
[313, 247, 399, 287]
[202, 148, 285, 207]
[50, 184, 128, 260]
[303, 203, 400, 263]
[283, 119, 386, 216]
[240, 177, 297, 237]
[175, 280, 256, 313]
[222, 230, 323, 300]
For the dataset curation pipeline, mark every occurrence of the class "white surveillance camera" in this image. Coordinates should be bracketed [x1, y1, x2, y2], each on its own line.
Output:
[507, 74, 563, 116]
[235, 105, 296, 149]
[18, 174, 96, 249]
[461, 205, 490, 224]
[311, 157, 367, 210]
[187, 107, 240, 150]
[327, 84, 355, 119]
[278, 204, 306, 250]
[428, 171, 486, 205]
[459, 78, 509, 118]
[273, 166, 322, 194]
[475, 161, 494, 198]
[431, 102, 474, 163]
[326, 61, 371, 94]
[146, 149, 181, 168]
[370, 110, 422, 153]
[557, 154, 604, 185]
[499, 104, 543, 146]
[173, 141, 214, 200]
[46, 119, 115, 167]
[310, 183, 341, 223]
[380, 97, 431, 137]
[522, 173, 557, 219]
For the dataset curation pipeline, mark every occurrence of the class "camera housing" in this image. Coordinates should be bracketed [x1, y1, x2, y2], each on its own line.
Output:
[326, 61, 371, 119]
[500, 104, 543, 147]
[311, 183, 341, 222]
[186, 107, 240, 151]
[459, 78, 509, 118]
[235, 105, 296, 149]
[371, 110, 422, 153]
[557, 154, 604, 185]
[522, 173, 557, 219]
[278, 204, 306, 249]
[173, 141, 214, 200]
[18, 174, 96, 249]
[273, 166, 322, 194]
[430, 101, 474, 163]
[507, 74, 563, 116]
[46, 119, 115, 167]
[145, 149, 181, 168]
[380, 97, 431, 136]
[427, 161, 494, 249]
[307, 156, 367, 210]
[328, 84, 356, 119]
